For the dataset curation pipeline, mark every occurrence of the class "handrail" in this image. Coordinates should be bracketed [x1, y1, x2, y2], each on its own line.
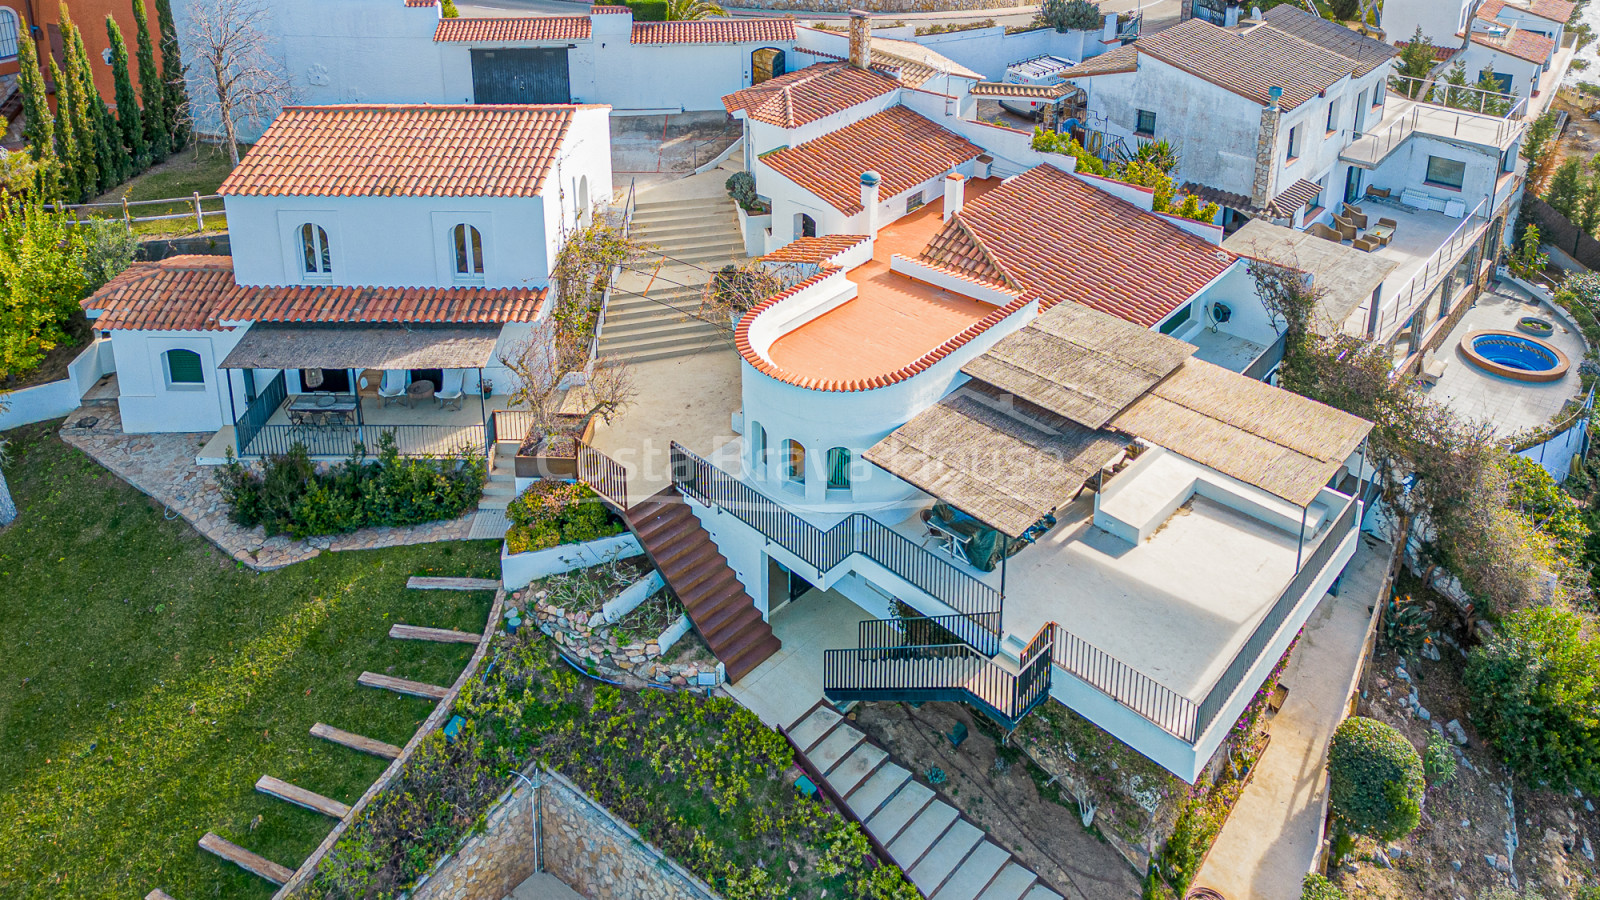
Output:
[233, 371, 287, 456]
[575, 437, 628, 513]
[1369, 196, 1490, 340]
[1051, 624, 1199, 741]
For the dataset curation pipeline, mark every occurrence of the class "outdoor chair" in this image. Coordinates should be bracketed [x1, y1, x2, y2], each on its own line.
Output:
[1352, 235, 1382, 252]
[1309, 222, 1343, 243]
[436, 369, 466, 411]
[1341, 203, 1368, 229]
[1333, 215, 1359, 241]
[1366, 186, 1392, 200]
[1419, 351, 1448, 385]
[1377, 217, 1398, 241]
[374, 370, 408, 407]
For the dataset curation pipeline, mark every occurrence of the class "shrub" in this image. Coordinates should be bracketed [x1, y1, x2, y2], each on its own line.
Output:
[1424, 732, 1457, 785]
[1036, 0, 1102, 32]
[1327, 716, 1425, 840]
[725, 170, 762, 212]
[1327, 0, 1359, 20]
[218, 434, 485, 539]
[1465, 606, 1600, 793]
[1302, 874, 1346, 900]
[504, 481, 623, 553]
[627, 0, 667, 20]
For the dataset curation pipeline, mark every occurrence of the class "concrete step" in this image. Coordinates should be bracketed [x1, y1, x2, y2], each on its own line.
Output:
[602, 315, 722, 342]
[788, 704, 843, 751]
[887, 803, 960, 866]
[975, 865, 1043, 900]
[599, 331, 729, 361]
[846, 762, 912, 821]
[866, 780, 936, 845]
[829, 743, 889, 797]
[633, 218, 741, 240]
[609, 338, 734, 364]
[632, 199, 731, 221]
[909, 820, 983, 894]
[933, 841, 1014, 900]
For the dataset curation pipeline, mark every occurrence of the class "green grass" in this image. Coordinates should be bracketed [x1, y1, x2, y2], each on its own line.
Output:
[0, 422, 502, 899]
[89, 142, 241, 236]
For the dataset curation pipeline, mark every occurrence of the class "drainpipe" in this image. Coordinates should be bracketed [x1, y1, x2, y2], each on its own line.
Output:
[1251, 86, 1283, 212]
[509, 770, 544, 872]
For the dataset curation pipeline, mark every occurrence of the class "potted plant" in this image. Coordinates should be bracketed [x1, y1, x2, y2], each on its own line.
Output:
[499, 317, 637, 481]
[479, 377, 494, 399]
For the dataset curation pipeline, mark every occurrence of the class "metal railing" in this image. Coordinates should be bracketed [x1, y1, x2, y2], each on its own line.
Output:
[1342, 102, 1523, 168]
[1190, 491, 1361, 740]
[1369, 197, 1490, 340]
[238, 423, 485, 459]
[670, 442, 1003, 653]
[50, 192, 224, 229]
[491, 409, 538, 447]
[576, 438, 629, 512]
[1388, 73, 1527, 120]
[233, 371, 287, 457]
[1051, 626, 1200, 741]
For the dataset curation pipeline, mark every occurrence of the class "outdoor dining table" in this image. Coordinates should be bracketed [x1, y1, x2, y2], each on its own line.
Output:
[287, 393, 358, 426]
[406, 379, 436, 408]
[1367, 222, 1395, 245]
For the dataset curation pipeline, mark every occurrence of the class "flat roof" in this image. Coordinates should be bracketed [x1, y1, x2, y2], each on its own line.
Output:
[1222, 218, 1397, 336]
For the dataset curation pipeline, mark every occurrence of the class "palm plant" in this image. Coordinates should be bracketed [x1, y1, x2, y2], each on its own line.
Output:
[665, 0, 726, 20]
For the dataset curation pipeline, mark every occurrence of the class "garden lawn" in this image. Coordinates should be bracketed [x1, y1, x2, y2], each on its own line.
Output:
[89, 142, 242, 236]
[0, 422, 501, 900]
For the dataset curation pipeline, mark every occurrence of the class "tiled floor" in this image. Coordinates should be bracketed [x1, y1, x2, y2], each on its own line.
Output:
[724, 587, 865, 729]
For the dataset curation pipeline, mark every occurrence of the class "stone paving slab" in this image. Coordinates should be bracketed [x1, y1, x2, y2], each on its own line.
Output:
[829, 743, 887, 797]
[847, 761, 911, 819]
[933, 841, 1012, 900]
[58, 406, 473, 571]
[887, 801, 958, 863]
[909, 819, 983, 893]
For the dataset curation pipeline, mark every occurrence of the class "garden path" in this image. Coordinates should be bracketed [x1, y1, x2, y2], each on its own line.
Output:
[57, 405, 473, 569]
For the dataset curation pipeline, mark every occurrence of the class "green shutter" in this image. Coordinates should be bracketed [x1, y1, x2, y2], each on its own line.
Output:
[166, 349, 204, 384]
[827, 447, 851, 490]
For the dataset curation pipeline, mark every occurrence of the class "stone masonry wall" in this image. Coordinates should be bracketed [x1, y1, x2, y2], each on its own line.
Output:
[411, 770, 719, 900]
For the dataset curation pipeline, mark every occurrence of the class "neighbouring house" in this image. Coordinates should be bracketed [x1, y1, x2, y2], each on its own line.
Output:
[173, 0, 798, 141]
[677, 161, 1372, 780]
[0, 0, 164, 112]
[1382, 0, 1576, 115]
[80, 102, 612, 462]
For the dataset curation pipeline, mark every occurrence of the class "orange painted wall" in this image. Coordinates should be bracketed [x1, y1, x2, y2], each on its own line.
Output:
[0, 0, 164, 107]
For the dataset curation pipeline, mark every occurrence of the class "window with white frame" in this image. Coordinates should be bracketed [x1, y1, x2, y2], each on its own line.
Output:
[0, 9, 20, 61]
[300, 223, 331, 277]
[750, 421, 767, 474]
[1325, 99, 1339, 133]
[1285, 126, 1300, 161]
[452, 223, 484, 279]
[164, 348, 204, 388]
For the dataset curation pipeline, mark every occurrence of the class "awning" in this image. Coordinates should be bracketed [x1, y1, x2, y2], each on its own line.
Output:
[866, 381, 1128, 538]
[220, 324, 502, 370]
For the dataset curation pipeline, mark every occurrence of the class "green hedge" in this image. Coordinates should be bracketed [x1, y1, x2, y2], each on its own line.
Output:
[218, 434, 485, 539]
[504, 481, 623, 553]
[1327, 717, 1424, 841]
[627, 0, 667, 20]
[294, 629, 920, 900]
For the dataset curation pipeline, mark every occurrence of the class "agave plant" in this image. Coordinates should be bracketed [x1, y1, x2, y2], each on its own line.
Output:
[1384, 593, 1434, 659]
[665, 0, 726, 20]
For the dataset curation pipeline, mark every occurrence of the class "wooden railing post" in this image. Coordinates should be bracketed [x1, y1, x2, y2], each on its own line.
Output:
[121, 196, 130, 225]
[193, 192, 204, 230]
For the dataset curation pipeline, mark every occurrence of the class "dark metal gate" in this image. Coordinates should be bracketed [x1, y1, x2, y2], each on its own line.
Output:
[470, 48, 571, 104]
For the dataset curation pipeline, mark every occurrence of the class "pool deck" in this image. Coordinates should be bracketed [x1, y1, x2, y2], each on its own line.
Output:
[1425, 280, 1588, 436]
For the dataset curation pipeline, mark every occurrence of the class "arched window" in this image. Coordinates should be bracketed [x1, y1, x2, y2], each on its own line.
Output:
[783, 439, 805, 485]
[749, 421, 767, 474]
[164, 348, 204, 387]
[0, 9, 20, 61]
[300, 223, 331, 276]
[452, 223, 483, 277]
[826, 447, 851, 491]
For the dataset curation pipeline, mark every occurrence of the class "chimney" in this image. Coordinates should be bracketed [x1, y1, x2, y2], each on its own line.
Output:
[1102, 12, 1117, 43]
[943, 173, 964, 221]
[860, 171, 881, 234]
[849, 10, 872, 70]
[1250, 86, 1284, 210]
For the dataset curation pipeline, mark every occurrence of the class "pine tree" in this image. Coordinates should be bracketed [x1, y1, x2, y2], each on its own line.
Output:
[50, 47, 92, 201]
[1395, 27, 1436, 99]
[106, 17, 147, 171]
[1546, 158, 1586, 221]
[14, 19, 53, 165]
[154, 0, 187, 151]
[64, 12, 124, 190]
[1438, 60, 1471, 109]
[131, 0, 168, 160]
[1474, 69, 1510, 116]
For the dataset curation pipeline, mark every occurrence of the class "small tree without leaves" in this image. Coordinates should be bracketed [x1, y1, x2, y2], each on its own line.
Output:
[497, 319, 637, 448]
[1327, 716, 1424, 841]
[185, 0, 290, 166]
[1466, 606, 1600, 794]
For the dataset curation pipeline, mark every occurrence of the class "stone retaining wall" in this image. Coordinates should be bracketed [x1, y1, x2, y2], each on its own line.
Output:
[412, 770, 721, 900]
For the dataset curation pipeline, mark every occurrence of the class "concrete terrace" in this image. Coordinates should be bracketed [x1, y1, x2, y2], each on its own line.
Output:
[1425, 280, 1589, 436]
[1341, 97, 1521, 169]
[765, 179, 1004, 384]
[1339, 201, 1484, 339]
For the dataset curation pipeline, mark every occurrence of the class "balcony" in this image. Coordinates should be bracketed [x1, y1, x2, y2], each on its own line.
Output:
[1333, 200, 1491, 344]
[1341, 97, 1522, 170]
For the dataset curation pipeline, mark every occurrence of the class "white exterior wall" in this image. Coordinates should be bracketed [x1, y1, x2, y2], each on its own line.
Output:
[1363, 133, 1503, 216]
[110, 328, 247, 434]
[1379, 0, 1473, 44]
[1457, 43, 1545, 99]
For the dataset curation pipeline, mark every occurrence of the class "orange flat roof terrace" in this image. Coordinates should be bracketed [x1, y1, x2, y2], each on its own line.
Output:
[766, 179, 1004, 386]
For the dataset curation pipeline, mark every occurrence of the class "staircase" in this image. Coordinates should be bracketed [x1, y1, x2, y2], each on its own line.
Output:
[626, 486, 780, 681]
[600, 193, 748, 364]
[788, 703, 1065, 900]
[480, 439, 518, 511]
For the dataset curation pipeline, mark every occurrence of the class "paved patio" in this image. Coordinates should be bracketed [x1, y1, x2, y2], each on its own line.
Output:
[1425, 281, 1589, 436]
[724, 587, 864, 729]
[59, 405, 474, 570]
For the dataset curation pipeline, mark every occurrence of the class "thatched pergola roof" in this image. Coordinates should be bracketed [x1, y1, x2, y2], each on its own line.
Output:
[962, 301, 1194, 429]
[1110, 359, 1372, 507]
[865, 381, 1128, 538]
[220, 324, 503, 371]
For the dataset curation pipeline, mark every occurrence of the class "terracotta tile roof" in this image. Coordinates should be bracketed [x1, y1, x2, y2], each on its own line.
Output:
[1260, 5, 1398, 76]
[761, 234, 871, 263]
[1472, 24, 1557, 64]
[590, 4, 631, 11]
[969, 81, 1073, 99]
[1183, 177, 1323, 218]
[1124, 18, 1375, 110]
[1062, 44, 1139, 78]
[221, 105, 581, 198]
[433, 16, 591, 42]
[631, 18, 794, 44]
[722, 62, 898, 127]
[761, 107, 983, 214]
[1394, 41, 1460, 62]
[1479, 0, 1578, 24]
[869, 36, 983, 85]
[83, 256, 547, 331]
[921, 165, 1236, 328]
[405, 0, 436, 6]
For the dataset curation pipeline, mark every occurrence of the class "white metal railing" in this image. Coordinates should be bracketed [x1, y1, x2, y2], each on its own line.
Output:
[1368, 196, 1491, 341]
[1389, 73, 1527, 120]
[1342, 102, 1524, 168]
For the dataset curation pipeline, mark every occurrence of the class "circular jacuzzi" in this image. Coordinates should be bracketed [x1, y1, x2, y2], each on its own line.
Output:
[1459, 330, 1570, 383]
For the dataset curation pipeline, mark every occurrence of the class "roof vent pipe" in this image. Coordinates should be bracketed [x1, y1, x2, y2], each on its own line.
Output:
[860, 170, 881, 235]
[849, 10, 872, 70]
[1267, 85, 1283, 109]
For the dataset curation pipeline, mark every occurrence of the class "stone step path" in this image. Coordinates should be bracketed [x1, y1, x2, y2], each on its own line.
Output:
[407, 576, 500, 591]
[787, 703, 1064, 900]
[389, 623, 480, 644]
[358, 671, 450, 700]
[255, 775, 351, 819]
[467, 508, 510, 541]
[310, 722, 401, 760]
[198, 833, 294, 885]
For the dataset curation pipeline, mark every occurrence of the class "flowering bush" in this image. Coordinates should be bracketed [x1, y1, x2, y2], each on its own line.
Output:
[504, 481, 623, 553]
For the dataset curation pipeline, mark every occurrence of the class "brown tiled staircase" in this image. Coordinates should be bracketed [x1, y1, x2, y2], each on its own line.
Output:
[626, 486, 780, 681]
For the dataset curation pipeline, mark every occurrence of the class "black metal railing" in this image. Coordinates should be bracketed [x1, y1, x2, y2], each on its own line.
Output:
[239, 423, 486, 459]
[233, 370, 287, 456]
[670, 442, 1002, 653]
[1190, 492, 1361, 740]
[824, 621, 1054, 731]
[576, 438, 629, 513]
[1051, 626, 1200, 741]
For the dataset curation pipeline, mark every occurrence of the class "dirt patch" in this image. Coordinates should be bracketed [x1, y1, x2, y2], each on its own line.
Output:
[851, 700, 1144, 900]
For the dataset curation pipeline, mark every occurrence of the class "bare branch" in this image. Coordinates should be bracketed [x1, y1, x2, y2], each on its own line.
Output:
[184, 0, 293, 165]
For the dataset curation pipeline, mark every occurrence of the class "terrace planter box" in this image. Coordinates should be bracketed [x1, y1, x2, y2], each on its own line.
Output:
[736, 205, 772, 257]
[501, 531, 644, 591]
[513, 413, 596, 484]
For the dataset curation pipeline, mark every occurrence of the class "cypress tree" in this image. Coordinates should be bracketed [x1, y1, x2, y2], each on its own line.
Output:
[15, 18, 53, 165]
[48, 53, 88, 201]
[154, 0, 187, 151]
[65, 12, 125, 190]
[106, 17, 147, 171]
[131, 0, 168, 160]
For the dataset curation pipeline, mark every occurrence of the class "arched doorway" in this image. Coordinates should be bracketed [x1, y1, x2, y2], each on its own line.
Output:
[751, 47, 786, 85]
[796, 213, 816, 239]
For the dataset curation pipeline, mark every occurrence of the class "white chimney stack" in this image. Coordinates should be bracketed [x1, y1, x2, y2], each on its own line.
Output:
[943, 173, 964, 221]
[860, 171, 881, 234]
[849, 10, 872, 70]
[1102, 13, 1117, 43]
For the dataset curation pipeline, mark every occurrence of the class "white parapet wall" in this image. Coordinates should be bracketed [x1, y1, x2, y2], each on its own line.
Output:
[501, 533, 644, 591]
[0, 339, 115, 431]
